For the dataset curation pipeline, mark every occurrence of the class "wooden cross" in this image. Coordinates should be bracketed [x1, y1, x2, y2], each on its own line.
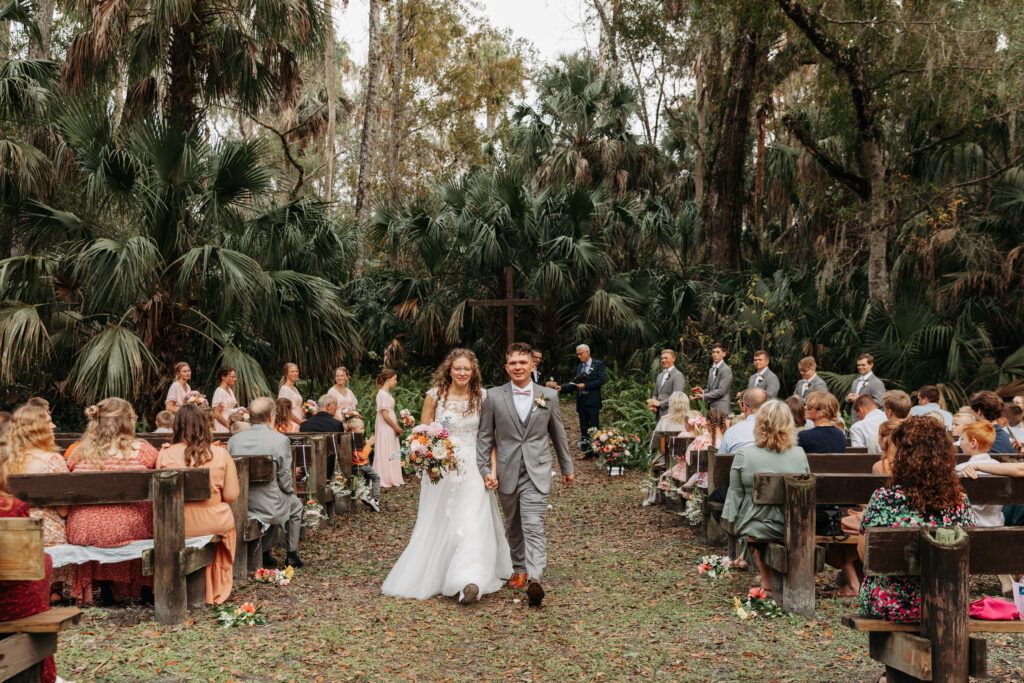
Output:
[467, 267, 544, 349]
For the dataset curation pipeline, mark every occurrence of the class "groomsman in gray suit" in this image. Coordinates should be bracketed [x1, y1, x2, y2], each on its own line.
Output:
[744, 350, 779, 398]
[693, 342, 733, 414]
[792, 356, 828, 402]
[647, 349, 686, 421]
[845, 353, 885, 425]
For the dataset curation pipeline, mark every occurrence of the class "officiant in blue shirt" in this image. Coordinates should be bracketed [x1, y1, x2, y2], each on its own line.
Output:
[548, 344, 606, 460]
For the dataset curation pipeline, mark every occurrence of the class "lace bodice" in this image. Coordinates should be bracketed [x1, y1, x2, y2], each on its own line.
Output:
[428, 389, 484, 463]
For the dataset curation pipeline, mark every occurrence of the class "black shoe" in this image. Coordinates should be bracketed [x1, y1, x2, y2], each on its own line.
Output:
[140, 585, 154, 606]
[286, 552, 304, 568]
[262, 551, 279, 569]
[526, 580, 544, 608]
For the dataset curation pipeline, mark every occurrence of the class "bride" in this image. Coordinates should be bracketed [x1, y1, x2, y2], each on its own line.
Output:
[381, 349, 512, 602]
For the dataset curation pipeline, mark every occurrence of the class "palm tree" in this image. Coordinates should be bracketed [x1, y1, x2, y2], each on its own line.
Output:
[0, 107, 359, 411]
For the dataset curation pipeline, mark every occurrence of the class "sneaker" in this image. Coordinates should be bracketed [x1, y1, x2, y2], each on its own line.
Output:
[262, 551, 279, 569]
[360, 495, 374, 510]
[367, 497, 381, 512]
[285, 551, 304, 568]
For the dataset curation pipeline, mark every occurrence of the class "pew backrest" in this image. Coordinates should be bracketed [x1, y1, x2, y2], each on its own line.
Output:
[8, 469, 211, 505]
[863, 527, 1024, 576]
[752, 472, 1024, 506]
[0, 518, 44, 581]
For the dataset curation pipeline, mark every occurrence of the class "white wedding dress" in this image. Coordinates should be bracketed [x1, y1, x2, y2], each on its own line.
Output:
[381, 390, 513, 599]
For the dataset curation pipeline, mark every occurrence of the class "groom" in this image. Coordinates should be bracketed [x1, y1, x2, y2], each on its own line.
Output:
[477, 342, 574, 607]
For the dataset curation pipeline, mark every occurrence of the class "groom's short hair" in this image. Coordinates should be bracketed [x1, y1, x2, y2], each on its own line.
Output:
[506, 342, 533, 359]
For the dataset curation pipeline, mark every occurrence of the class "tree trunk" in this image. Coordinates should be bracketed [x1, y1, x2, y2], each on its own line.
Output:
[866, 139, 889, 304]
[324, 0, 337, 203]
[353, 0, 383, 278]
[593, 0, 618, 73]
[26, 0, 56, 59]
[704, 27, 761, 269]
[166, 16, 204, 133]
[694, 50, 706, 205]
[386, 0, 405, 208]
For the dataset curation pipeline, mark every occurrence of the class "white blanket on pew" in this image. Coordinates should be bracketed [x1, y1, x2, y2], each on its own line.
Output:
[45, 535, 215, 568]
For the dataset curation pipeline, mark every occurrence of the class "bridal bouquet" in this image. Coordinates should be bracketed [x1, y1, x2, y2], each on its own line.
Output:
[301, 400, 318, 419]
[399, 408, 416, 429]
[403, 420, 459, 484]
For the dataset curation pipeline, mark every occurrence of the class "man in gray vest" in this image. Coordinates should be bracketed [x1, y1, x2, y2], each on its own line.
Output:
[744, 350, 779, 399]
[793, 356, 828, 402]
[845, 353, 885, 425]
[647, 349, 686, 420]
[693, 342, 733, 414]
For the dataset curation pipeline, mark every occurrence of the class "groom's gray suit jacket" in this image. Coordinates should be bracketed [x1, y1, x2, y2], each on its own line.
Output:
[476, 383, 573, 496]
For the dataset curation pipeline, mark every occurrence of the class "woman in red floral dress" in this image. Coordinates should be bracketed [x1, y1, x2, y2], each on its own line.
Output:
[66, 398, 157, 604]
[0, 431, 57, 682]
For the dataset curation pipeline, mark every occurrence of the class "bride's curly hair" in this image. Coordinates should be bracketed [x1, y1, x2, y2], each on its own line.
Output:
[431, 349, 483, 415]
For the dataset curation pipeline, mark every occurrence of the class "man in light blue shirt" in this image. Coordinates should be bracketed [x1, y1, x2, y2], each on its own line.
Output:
[909, 385, 953, 429]
[718, 388, 768, 454]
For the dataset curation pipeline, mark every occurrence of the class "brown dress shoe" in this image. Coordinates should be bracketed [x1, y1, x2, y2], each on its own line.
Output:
[526, 580, 544, 607]
[509, 572, 527, 589]
[459, 584, 479, 604]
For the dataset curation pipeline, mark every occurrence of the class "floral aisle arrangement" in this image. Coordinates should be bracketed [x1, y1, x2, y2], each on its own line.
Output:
[697, 554, 732, 579]
[302, 499, 328, 529]
[682, 488, 704, 526]
[214, 602, 267, 627]
[253, 566, 294, 586]
[301, 400, 318, 419]
[734, 588, 784, 620]
[401, 420, 460, 484]
[588, 426, 642, 474]
[399, 408, 416, 429]
[326, 474, 349, 499]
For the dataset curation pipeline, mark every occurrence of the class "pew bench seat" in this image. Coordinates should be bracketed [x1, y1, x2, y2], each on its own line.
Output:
[842, 614, 1024, 634]
[0, 608, 83, 634]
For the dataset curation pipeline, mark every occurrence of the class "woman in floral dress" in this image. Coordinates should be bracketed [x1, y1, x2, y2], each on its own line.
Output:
[858, 417, 974, 623]
[66, 398, 157, 604]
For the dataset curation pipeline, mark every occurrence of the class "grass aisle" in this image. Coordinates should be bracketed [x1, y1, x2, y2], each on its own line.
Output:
[58, 405, 1024, 681]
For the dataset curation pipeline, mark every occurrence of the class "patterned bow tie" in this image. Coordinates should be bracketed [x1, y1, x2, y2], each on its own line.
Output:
[513, 387, 531, 396]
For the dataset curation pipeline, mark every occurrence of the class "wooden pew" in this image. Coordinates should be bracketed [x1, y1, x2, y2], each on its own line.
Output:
[0, 517, 83, 683]
[746, 473, 1024, 617]
[228, 455, 274, 579]
[8, 469, 215, 625]
[842, 527, 1024, 682]
[290, 432, 351, 518]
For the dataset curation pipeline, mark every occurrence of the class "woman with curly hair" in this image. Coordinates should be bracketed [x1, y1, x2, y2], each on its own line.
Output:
[6, 403, 68, 546]
[858, 417, 973, 623]
[382, 348, 512, 602]
[66, 398, 158, 604]
[157, 404, 239, 604]
[721, 400, 810, 591]
[273, 397, 298, 434]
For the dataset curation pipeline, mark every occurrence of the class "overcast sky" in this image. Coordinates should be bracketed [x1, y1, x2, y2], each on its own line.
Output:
[334, 0, 597, 64]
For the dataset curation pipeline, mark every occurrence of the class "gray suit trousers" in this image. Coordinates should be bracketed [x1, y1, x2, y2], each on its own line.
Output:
[498, 460, 549, 581]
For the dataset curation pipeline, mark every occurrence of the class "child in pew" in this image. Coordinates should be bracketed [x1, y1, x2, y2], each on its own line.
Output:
[955, 422, 1004, 527]
[152, 410, 174, 434]
[342, 411, 382, 513]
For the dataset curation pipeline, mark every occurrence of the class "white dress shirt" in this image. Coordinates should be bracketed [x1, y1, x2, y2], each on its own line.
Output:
[660, 370, 672, 387]
[955, 454, 1004, 527]
[511, 382, 533, 422]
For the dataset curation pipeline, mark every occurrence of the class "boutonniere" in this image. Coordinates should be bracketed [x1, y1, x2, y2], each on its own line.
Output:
[534, 396, 547, 409]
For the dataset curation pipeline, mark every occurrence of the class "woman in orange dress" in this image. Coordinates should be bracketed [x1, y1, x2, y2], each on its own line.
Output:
[156, 404, 239, 605]
[66, 398, 157, 604]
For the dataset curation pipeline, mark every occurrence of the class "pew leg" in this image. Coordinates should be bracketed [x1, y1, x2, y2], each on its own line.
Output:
[247, 537, 262, 574]
[186, 570, 206, 609]
[884, 665, 924, 683]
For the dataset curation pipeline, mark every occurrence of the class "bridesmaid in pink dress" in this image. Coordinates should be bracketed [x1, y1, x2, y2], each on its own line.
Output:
[373, 369, 404, 488]
[277, 362, 304, 424]
[328, 366, 358, 420]
[165, 362, 191, 414]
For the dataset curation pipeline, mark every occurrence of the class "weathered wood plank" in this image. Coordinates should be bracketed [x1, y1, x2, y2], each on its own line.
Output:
[0, 632, 57, 682]
[864, 528, 1024, 576]
[243, 454, 275, 483]
[180, 540, 220, 576]
[869, 631, 932, 681]
[920, 528, 970, 682]
[781, 474, 816, 618]
[969, 636, 987, 678]
[230, 456, 250, 582]
[152, 471, 186, 626]
[0, 518, 44, 581]
[843, 614, 1024, 634]
[0, 608, 83, 634]
[753, 473, 1024, 506]
[9, 469, 211, 505]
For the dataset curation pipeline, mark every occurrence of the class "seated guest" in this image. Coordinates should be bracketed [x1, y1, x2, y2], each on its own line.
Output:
[157, 404, 239, 604]
[797, 390, 846, 453]
[299, 394, 346, 479]
[274, 397, 299, 434]
[881, 390, 912, 421]
[644, 391, 691, 507]
[718, 388, 769, 454]
[785, 397, 812, 432]
[676, 411, 725, 491]
[0, 435, 61, 683]
[849, 395, 886, 452]
[722, 400, 809, 590]
[951, 408, 976, 445]
[342, 414, 381, 512]
[870, 420, 902, 475]
[954, 422, 1003, 527]
[909, 385, 952, 428]
[6, 404, 68, 546]
[229, 415, 251, 435]
[66, 398, 157, 605]
[858, 417, 973, 623]
[152, 410, 174, 434]
[1001, 404, 1024, 451]
[227, 398, 303, 568]
[969, 390, 1014, 454]
[0, 410, 11, 433]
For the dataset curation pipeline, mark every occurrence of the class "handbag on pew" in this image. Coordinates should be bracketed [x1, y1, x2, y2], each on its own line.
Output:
[814, 505, 848, 541]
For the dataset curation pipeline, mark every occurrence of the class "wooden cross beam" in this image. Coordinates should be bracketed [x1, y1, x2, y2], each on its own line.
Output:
[467, 267, 544, 350]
